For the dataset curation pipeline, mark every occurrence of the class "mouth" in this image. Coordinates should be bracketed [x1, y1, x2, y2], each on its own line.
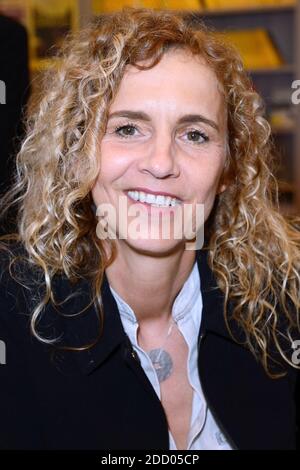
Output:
[124, 189, 182, 208]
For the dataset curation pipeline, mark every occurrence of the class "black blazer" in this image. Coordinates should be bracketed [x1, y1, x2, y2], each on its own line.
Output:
[0, 247, 298, 450]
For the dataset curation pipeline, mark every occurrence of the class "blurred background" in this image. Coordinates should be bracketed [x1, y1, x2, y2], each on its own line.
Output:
[0, 0, 299, 449]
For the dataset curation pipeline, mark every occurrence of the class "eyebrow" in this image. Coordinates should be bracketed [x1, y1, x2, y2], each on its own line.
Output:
[108, 110, 220, 132]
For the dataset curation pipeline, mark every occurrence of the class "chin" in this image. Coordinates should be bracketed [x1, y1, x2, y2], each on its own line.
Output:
[119, 236, 187, 257]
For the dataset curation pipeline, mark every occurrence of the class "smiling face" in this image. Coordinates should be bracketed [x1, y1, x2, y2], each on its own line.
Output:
[92, 48, 227, 255]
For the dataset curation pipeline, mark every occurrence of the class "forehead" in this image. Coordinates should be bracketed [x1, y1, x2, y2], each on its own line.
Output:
[110, 49, 224, 118]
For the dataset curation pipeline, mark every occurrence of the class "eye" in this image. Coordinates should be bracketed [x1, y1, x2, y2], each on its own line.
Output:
[114, 123, 139, 138]
[184, 129, 209, 144]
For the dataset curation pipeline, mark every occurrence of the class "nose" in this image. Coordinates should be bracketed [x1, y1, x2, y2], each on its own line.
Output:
[138, 134, 180, 179]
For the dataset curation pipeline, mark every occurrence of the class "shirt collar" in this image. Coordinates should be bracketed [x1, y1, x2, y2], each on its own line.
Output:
[66, 249, 243, 375]
[195, 248, 246, 343]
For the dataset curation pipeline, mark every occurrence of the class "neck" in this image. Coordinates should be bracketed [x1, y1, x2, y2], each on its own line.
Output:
[104, 242, 196, 324]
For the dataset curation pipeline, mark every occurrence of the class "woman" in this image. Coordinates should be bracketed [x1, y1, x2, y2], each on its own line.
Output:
[0, 8, 299, 450]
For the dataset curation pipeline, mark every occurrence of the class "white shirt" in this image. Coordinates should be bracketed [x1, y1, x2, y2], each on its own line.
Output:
[109, 261, 232, 450]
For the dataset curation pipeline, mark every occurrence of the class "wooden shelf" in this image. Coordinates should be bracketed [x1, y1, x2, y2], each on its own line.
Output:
[279, 202, 298, 216]
[271, 126, 295, 136]
[189, 3, 296, 17]
[30, 58, 58, 72]
[247, 64, 295, 74]
[278, 180, 295, 193]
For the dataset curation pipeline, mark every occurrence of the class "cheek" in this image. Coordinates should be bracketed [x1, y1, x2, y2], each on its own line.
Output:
[90, 150, 112, 205]
[91, 146, 130, 205]
[99, 140, 136, 178]
[191, 165, 224, 200]
[95, 147, 125, 185]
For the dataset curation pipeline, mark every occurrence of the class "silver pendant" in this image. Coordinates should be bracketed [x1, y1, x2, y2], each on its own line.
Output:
[148, 348, 173, 382]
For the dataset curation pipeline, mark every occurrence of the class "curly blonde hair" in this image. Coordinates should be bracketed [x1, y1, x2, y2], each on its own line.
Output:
[1, 7, 300, 375]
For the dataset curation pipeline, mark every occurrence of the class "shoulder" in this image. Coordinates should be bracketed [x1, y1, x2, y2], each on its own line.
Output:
[0, 242, 33, 334]
[0, 241, 50, 345]
[0, 241, 96, 348]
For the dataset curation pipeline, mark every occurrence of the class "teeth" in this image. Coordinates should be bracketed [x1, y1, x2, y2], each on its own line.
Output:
[127, 190, 181, 207]
[146, 194, 156, 204]
[139, 192, 146, 203]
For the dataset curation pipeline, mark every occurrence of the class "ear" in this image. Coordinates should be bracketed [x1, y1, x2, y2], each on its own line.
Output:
[217, 153, 230, 195]
[217, 182, 227, 195]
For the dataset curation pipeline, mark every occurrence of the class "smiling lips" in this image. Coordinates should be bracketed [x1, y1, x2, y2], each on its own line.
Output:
[126, 189, 182, 207]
